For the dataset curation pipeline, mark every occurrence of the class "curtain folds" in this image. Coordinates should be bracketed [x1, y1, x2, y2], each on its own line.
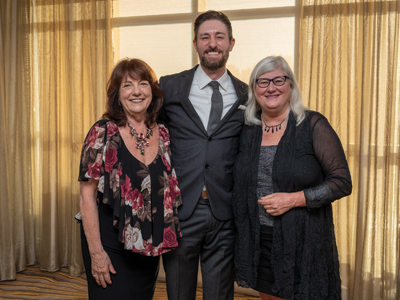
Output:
[0, 0, 33, 281]
[0, 0, 113, 281]
[299, 1, 400, 299]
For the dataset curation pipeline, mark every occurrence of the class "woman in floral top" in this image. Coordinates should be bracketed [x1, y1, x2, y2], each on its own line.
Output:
[78, 58, 181, 299]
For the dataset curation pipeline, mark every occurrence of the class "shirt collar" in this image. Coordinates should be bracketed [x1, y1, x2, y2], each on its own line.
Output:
[195, 65, 229, 91]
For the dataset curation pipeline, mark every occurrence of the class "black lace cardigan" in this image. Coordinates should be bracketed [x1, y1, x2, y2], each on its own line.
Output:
[233, 110, 352, 300]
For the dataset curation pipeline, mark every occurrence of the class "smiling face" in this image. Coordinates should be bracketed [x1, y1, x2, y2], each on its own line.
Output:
[193, 20, 235, 73]
[119, 75, 152, 119]
[255, 68, 291, 116]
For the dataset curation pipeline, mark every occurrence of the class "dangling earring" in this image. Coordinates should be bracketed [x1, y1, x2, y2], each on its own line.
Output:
[118, 100, 121, 107]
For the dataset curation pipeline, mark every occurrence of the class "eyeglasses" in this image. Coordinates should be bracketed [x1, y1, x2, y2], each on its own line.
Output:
[255, 76, 289, 88]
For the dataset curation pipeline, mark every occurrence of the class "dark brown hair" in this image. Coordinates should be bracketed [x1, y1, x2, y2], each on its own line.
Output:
[194, 10, 233, 41]
[102, 58, 163, 128]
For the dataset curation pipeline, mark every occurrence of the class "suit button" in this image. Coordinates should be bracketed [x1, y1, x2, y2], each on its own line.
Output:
[208, 136, 212, 141]
[205, 164, 209, 169]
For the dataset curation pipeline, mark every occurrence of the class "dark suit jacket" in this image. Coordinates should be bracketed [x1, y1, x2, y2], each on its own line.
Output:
[159, 65, 248, 221]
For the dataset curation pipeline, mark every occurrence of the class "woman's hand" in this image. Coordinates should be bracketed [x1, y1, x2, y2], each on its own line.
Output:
[91, 249, 116, 288]
[258, 191, 306, 216]
[80, 179, 117, 288]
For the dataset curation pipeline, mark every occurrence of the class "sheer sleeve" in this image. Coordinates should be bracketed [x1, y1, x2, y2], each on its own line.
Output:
[304, 114, 352, 209]
[78, 121, 107, 182]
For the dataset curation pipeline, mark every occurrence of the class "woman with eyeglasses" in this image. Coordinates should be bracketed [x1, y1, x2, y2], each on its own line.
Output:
[233, 56, 352, 300]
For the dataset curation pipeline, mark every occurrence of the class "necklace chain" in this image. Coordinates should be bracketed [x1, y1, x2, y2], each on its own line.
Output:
[262, 115, 288, 133]
[127, 122, 153, 155]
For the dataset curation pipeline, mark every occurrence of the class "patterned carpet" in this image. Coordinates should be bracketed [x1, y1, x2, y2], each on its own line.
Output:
[0, 267, 259, 299]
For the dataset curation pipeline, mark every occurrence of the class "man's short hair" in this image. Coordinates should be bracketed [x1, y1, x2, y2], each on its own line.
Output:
[194, 10, 233, 41]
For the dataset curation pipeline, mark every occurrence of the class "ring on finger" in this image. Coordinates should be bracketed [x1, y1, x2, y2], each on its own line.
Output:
[93, 274, 97, 278]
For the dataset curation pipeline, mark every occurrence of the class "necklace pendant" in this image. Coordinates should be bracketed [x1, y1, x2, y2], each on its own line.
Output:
[262, 114, 288, 134]
[146, 128, 153, 139]
[127, 122, 151, 155]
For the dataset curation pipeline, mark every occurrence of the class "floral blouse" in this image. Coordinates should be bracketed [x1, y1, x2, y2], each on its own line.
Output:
[78, 119, 182, 256]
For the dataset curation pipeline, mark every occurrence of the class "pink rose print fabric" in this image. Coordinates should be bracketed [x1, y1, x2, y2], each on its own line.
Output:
[78, 119, 182, 256]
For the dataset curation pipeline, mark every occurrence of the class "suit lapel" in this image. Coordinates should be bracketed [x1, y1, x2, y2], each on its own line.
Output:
[178, 66, 208, 135]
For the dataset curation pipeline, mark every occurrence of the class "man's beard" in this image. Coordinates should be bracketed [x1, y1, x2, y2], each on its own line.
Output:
[199, 47, 230, 71]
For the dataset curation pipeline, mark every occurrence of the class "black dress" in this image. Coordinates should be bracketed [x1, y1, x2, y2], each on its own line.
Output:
[78, 119, 182, 299]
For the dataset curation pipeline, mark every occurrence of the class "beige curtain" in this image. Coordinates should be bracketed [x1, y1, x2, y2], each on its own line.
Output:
[0, 0, 32, 281]
[0, 0, 113, 281]
[299, 1, 400, 299]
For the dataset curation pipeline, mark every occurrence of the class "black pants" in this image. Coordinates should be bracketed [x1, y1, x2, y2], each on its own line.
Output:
[255, 225, 282, 298]
[80, 203, 160, 300]
[162, 198, 235, 300]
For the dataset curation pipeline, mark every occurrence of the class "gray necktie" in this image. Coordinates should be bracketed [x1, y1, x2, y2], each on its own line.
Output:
[207, 81, 223, 135]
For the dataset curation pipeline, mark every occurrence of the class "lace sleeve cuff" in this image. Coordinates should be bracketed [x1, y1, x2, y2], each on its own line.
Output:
[304, 185, 334, 209]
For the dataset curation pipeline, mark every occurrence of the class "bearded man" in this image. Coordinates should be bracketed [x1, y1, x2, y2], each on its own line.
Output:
[159, 10, 248, 300]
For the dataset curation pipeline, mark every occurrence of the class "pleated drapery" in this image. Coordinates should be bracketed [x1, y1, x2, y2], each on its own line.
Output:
[0, 0, 113, 280]
[0, 0, 32, 281]
[299, 1, 400, 299]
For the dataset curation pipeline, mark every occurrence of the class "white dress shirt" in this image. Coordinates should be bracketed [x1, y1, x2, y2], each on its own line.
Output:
[188, 66, 238, 130]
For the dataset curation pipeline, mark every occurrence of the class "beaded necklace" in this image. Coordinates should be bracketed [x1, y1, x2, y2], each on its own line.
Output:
[127, 122, 153, 155]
